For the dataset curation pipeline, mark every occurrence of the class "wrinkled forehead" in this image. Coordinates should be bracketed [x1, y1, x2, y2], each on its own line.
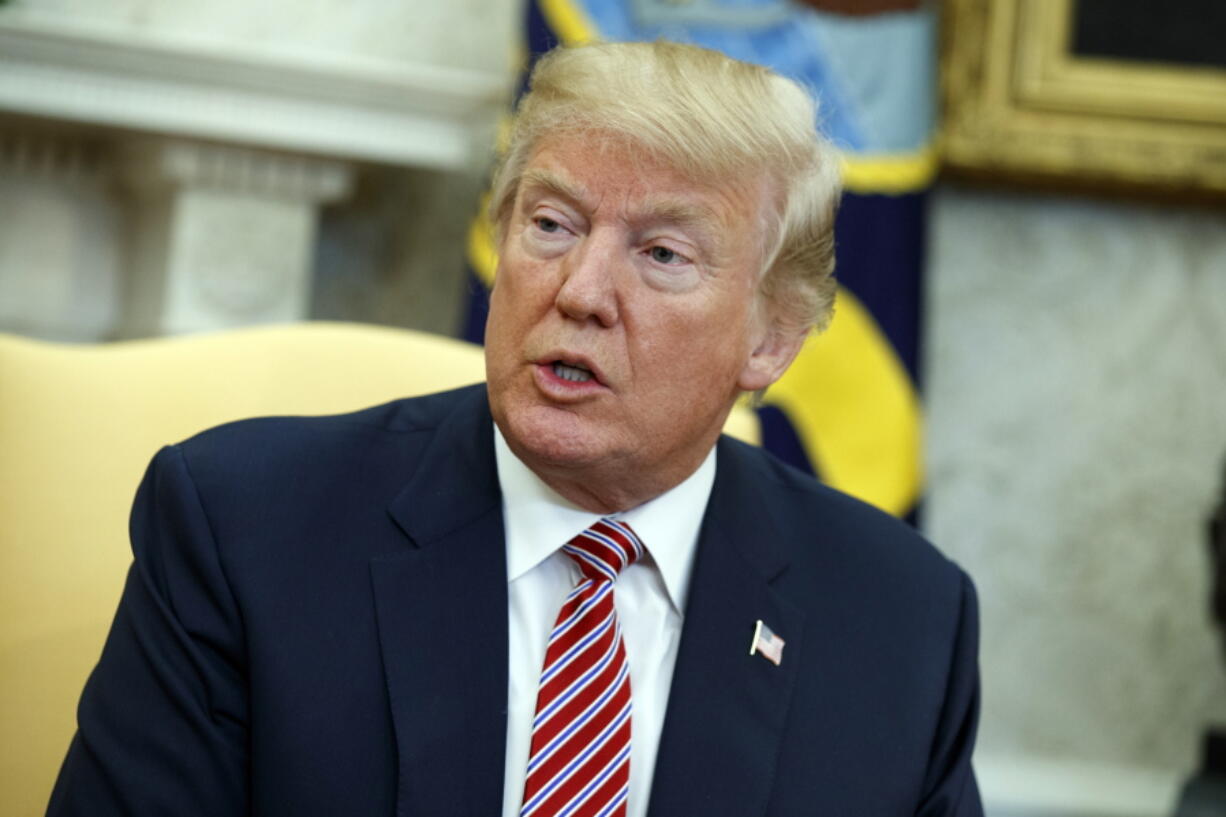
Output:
[514, 131, 779, 247]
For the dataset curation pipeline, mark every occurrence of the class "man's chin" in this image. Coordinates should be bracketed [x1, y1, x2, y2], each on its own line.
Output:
[498, 404, 615, 472]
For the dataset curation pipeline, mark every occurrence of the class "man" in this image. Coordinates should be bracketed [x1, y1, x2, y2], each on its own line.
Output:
[49, 41, 981, 817]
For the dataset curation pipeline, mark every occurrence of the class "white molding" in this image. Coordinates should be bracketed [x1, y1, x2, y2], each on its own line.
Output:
[121, 140, 353, 202]
[0, 131, 105, 180]
[0, 16, 511, 171]
[976, 753, 1183, 817]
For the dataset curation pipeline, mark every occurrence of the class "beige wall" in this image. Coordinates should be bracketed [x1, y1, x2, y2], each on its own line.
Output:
[925, 183, 1226, 802]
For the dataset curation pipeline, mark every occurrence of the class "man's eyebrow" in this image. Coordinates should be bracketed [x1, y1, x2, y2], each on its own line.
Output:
[519, 168, 726, 251]
[519, 169, 588, 205]
[631, 199, 732, 260]
[637, 199, 722, 234]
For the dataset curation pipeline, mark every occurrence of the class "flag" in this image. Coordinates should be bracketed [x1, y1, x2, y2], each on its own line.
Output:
[750, 619, 786, 666]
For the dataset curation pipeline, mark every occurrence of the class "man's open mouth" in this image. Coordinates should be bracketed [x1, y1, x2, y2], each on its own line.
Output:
[552, 361, 594, 383]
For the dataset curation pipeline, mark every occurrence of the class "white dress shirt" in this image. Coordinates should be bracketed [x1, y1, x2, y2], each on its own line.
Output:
[494, 425, 716, 817]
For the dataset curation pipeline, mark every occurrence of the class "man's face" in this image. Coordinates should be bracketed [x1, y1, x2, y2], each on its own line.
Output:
[485, 134, 792, 506]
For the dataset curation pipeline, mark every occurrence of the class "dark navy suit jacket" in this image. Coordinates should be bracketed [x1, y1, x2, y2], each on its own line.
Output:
[49, 384, 982, 816]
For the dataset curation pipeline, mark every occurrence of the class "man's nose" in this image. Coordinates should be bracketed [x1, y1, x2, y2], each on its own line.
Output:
[554, 231, 620, 327]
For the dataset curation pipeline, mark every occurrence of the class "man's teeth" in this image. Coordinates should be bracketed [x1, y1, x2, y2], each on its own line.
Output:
[553, 362, 593, 383]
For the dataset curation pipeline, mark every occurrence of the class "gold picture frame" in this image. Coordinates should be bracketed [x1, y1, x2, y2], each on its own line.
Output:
[941, 0, 1226, 197]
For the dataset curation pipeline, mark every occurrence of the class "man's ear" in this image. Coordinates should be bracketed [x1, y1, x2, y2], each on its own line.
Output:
[737, 321, 808, 393]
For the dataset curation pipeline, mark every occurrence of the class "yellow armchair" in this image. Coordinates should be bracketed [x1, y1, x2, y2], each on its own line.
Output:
[0, 321, 759, 815]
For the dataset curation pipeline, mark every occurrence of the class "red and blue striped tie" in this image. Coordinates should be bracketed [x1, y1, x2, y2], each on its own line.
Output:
[519, 518, 644, 817]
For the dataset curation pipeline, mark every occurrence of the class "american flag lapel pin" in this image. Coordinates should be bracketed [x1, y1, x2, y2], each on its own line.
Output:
[749, 619, 785, 666]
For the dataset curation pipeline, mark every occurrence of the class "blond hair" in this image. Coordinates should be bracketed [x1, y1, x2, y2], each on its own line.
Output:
[488, 40, 841, 334]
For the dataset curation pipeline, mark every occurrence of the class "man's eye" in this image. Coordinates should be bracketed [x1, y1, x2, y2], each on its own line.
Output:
[650, 246, 683, 264]
[535, 217, 561, 233]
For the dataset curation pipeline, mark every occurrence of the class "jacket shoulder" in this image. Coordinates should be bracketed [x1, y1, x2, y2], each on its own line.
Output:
[180, 384, 480, 451]
[166, 384, 487, 522]
[718, 435, 967, 595]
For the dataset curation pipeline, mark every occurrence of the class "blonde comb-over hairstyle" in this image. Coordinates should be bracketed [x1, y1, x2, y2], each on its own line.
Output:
[488, 39, 842, 336]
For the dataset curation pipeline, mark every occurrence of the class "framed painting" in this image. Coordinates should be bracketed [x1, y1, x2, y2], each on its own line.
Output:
[940, 0, 1226, 197]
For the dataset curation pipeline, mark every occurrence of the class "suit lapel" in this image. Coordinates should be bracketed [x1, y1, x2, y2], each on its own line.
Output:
[370, 387, 510, 817]
[647, 438, 805, 817]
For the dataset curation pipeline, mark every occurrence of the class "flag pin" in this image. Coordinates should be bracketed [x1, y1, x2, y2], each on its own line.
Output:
[749, 619, 785, 666]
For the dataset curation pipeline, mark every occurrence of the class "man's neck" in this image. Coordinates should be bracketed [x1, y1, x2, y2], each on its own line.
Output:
[506, 439, 718, 514]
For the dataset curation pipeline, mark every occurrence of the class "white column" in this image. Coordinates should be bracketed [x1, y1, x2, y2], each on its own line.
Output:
[118, 139, 353, 336]
[0, 131, 121, 341]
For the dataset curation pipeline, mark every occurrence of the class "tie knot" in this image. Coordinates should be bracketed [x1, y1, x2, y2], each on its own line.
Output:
[562, 518, 644, 583]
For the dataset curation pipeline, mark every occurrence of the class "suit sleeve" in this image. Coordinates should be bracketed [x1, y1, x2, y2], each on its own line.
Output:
[47, 445, 250, 816]
[917, 570, 984, 817]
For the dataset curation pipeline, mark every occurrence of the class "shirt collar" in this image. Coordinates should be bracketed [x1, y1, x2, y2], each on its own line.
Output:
[494, 424, 716, 617]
